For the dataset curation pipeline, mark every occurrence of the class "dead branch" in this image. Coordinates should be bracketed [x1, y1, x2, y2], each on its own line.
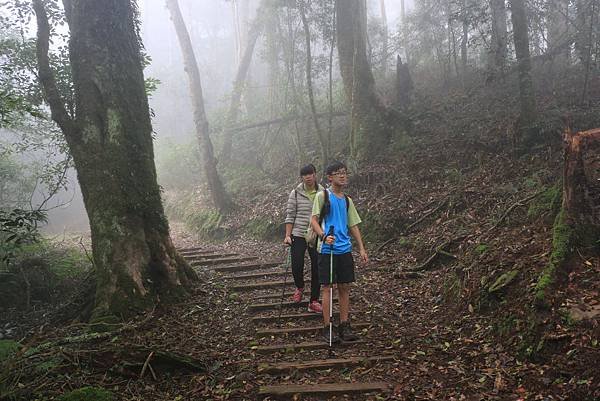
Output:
[376, 198, 449, 253]
[140, 351, 154, 379]
[486, 189, 545, 233]
[408, 235, 467, 272]
[230, 111, 347, 132]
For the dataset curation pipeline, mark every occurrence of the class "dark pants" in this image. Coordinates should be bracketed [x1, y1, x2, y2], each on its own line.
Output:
[291, 235, 320, 301]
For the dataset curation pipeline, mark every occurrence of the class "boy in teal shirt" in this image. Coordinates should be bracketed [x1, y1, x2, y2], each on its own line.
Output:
[310, 161, 369, 343]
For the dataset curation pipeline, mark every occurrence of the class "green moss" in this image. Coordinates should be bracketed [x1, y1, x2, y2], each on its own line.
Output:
[535, 208, 572, 303]
[488, 269, 519, 293]
[0, 340, 20, 362]
[475, 243, 489, 255]
[58, 387, 114, 401]
[244, 217, 280, 240]
[527, 183, 562, 220]
[186, 209, 226, 239]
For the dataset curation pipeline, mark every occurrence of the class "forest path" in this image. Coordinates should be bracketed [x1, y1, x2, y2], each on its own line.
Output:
[178, 245, 394, 400]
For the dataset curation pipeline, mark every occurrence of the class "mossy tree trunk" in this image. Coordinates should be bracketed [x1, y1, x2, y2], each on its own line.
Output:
[509, 0, 538, 142]
[335, 0, 392, 161]
[536, 128, 600, 304]
[33, 0, 197, 321]
[166, 0, 231, 212]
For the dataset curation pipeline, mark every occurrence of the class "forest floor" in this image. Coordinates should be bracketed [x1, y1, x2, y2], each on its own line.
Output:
[1, 130, 599, 400]
[2, 77, 600, 400]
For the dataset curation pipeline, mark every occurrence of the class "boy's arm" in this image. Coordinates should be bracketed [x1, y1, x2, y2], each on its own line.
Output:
[349, 225, 368, 263]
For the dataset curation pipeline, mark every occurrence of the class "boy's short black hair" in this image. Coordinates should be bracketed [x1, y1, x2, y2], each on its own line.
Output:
[299, 163, 316, 176]
[325, 161, 347, 176]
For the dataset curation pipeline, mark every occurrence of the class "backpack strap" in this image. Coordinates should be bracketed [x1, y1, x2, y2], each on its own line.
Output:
[318, 190, 350, 226]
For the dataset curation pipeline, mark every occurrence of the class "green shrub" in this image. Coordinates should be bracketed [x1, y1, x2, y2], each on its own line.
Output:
[244, 217, 280, 240]
[527, 183, 562, 220]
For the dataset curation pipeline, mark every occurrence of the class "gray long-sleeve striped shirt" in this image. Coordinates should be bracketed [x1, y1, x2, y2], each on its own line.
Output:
[284, 183, 325, 238]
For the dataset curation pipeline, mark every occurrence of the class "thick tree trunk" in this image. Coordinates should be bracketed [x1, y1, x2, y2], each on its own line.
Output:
[166, 0, 231, 212]
[489, 0, 508, 78]
[34, 0, 197, 321]
[510, 0, 538, 141]
[220, 1, 267, 166]
[335, 0, 390, 161]
[299, 1, 328, 166]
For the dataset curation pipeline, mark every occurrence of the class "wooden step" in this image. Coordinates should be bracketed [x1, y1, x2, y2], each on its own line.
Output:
[229, 281, 293, 291]
[251, 312, 333, 324]
[214, 262, 280, 273]
[256, 322, 369, 338]
[252, 339, 364, 354]
[223, 270, 291, 281]
[184, 253, 238, 260]
[177, 247, 212, 253]
[258, 355, 394, 373]
[258, 381, 389, 397]
[248, 299, 335, 312]
[248, 291, 301, 301]
[190, 256, 258, 266]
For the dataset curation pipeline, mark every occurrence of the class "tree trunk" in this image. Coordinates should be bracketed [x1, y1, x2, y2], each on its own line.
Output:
[400, 0, 407, 62]
[510, 0, 538, 141]
[460, 0, 468, 78]
[166, 0, 231, 212]
[489, 0, 508, 79]
[336, 0, 390, 161]
[536, 128, 600, 304]
[299, 0, 328, 166]
[379, 0, 389, 75]
[33, 0, 197, 322]
[220, 0, 268, 165]
[546, 0, 570, 67]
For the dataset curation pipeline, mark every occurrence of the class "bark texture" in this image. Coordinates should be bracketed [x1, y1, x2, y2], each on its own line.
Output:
[335, 0, 391, 161]
[166, 0, 231, 212]
[510, 0, 538, 140]
[33, 0, 197, 321]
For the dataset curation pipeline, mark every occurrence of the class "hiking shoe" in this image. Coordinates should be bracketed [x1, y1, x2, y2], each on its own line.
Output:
[338, 321, 359, 342]
[322, 325, 340, 344]
[292, 288, 303, 303]
[307, 300, 323, 313]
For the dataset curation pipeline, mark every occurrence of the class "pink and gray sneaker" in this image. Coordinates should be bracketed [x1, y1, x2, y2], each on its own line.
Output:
[292, 288, 303, 303]
[307, 300, 323, 313]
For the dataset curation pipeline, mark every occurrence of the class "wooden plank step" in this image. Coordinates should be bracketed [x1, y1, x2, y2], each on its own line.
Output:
[252, 339, 363, 354]
[229, 281, 293, 291]
[258, 355, 394, 373]
[251, 312, 333, 324]
[184, 253, 238, 260]
[222, 270, 291, 281]
[248, 299, 335, 312]
[214, 262, 280, 273]
[256, 322, 369, 338]
[177, 247, 212, 253]
[258, 381, 389, 396]
[190, 256, 258, 266]
[248, 291, 301, 300]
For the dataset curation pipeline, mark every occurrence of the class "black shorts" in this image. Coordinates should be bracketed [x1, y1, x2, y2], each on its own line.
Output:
[318, 252, 355, 284]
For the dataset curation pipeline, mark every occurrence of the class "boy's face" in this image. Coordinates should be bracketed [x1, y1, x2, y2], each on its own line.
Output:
[327, 168, 348, 186]
[301, 172, 316, 188]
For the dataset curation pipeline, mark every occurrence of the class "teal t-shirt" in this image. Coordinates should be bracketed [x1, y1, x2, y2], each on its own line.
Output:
[312, 189, 361, 254]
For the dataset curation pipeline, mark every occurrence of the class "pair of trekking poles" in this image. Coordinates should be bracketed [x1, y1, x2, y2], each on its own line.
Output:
[279, 226, 336, 348]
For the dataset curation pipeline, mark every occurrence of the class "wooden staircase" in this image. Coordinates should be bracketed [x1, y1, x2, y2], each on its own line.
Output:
[178, 246, 393, 399]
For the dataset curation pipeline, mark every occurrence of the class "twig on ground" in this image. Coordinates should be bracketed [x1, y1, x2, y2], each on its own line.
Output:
[376, 198, 449, 253]
[140, 351, 154, 378]
[486, 190, 545, 233]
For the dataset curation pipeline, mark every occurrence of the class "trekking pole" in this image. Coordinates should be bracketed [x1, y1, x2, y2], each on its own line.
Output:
[277, 246, 292, 326]
[327, 225, 335, 350]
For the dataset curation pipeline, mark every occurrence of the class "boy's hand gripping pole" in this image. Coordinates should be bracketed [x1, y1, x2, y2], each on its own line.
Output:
[327, 225, 335, 349]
